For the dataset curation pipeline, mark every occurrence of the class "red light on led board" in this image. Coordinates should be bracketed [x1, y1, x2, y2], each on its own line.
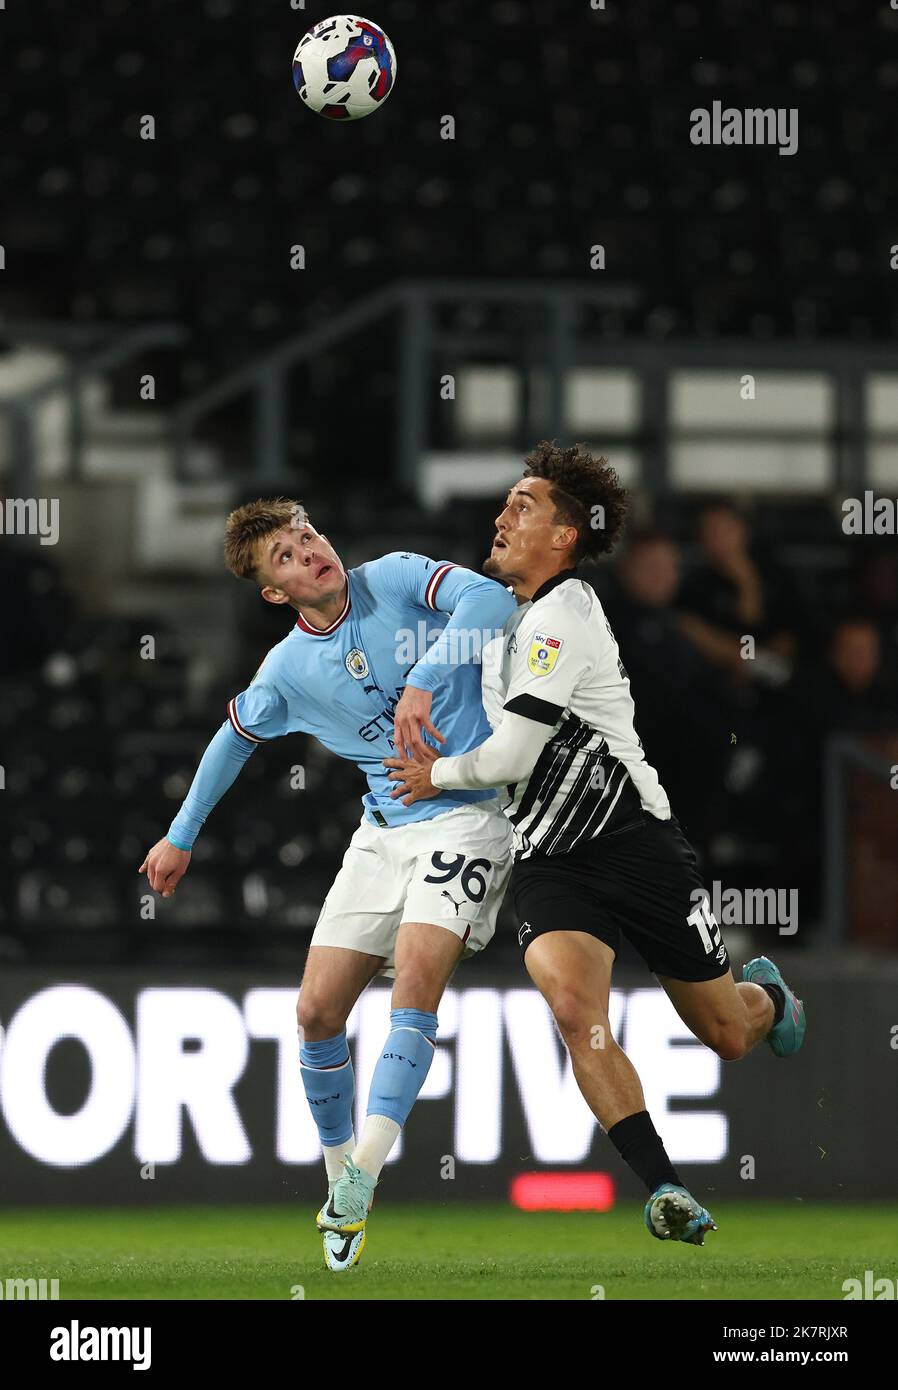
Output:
[510, 1172, 616, 1212]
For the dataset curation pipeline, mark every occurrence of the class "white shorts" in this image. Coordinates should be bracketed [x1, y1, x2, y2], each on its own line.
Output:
[311, 802, 513, 977]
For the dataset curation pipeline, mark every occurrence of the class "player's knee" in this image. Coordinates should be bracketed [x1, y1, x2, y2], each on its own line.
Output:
[547, 987, 597, 1045]
[296, 989, 343, 1040]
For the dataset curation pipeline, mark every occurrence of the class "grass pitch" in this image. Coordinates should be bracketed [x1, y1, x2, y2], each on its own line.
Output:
[1, 1202, 893, 1301]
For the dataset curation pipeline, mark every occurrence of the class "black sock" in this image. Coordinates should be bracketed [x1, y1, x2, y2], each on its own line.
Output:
[761, 983, 785, 1025]
[607, 1110, 682, 1194]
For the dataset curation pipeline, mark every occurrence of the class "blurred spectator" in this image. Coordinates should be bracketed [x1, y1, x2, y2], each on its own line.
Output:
[605, 531, 735, 852]
[781, 615, 898, 918]
[677, 502, 797, 685]
[811, 617, 898, 735]
[851, 548, 898, 680]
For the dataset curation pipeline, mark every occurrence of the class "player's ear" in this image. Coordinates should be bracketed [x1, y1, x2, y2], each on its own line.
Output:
[555, 524, 578, 554]
[260, 585, 291, 607]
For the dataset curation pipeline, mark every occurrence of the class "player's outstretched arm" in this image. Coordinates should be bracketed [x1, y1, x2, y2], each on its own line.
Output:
[138, 718, 260, 896]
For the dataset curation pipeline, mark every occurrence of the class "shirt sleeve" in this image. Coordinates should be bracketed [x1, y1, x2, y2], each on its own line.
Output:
[226, 680, 291, 744]
[371, 553, 517, 692]
[166, 681, 291, 850]
[500, 605, 592, 726]
[429, 709, 557, 791]
[369, 551, 462, 614]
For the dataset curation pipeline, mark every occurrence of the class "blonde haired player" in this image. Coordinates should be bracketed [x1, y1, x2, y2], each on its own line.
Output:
[141, 500, 516, 1269]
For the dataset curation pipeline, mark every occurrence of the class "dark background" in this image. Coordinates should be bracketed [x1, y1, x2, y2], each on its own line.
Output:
[1, 2, 897, 1202]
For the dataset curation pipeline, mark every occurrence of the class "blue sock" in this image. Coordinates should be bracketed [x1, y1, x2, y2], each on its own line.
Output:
[366, 1008, 438, 1126]
[300, 1032, 355, 1148]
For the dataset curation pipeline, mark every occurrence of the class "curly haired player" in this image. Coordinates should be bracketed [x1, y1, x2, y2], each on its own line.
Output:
[386, 442, 806, 1245]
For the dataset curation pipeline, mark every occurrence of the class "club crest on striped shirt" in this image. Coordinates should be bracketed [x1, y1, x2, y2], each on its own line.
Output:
[528, 633, 563, 676]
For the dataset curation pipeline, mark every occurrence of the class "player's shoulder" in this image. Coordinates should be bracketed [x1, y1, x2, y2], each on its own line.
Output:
[513, 577, 604, 671]
[228, 629, 296, 735]
[358, 550, 440, 578]
[523, 574, 596, 634]
[356, 552, 486, 619]
[248, 626, 300, 687]
[354, 551, 445, 592]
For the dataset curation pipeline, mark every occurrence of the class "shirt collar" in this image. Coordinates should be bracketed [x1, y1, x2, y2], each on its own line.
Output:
[528, 568, 579, 605]
[295, 575, 351, 636]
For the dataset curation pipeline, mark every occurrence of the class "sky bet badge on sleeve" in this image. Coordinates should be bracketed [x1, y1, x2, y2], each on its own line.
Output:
[527, 633, 563, 676]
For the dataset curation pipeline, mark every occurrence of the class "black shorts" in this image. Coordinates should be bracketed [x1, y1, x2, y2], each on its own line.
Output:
[511, 813, 730, 983]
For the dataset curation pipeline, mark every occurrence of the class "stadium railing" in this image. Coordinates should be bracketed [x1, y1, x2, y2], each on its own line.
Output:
[0, 322, 186, 499]
[169, 282, 898, 497]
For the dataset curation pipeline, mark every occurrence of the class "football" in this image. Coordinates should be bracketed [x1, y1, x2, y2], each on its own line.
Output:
[292, 14, 397, 121]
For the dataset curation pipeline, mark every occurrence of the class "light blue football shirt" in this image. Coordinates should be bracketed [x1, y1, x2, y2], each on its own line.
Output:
[167, 553, 517, 848]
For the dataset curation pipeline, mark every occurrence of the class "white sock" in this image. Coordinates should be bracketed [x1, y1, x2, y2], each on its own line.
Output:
[323, 1135, 355, 1184]
[352, 1114, 401, 1180]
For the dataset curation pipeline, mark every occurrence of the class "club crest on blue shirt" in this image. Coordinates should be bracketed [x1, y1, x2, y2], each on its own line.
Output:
[345, 648, 370, 680]
[527, 633, 562, 676]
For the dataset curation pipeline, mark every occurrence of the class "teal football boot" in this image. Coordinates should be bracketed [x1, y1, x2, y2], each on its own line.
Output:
[316, 1156, 377, 1234]
[322, 1227, 366, 1272]
[644, 1184, 717, 1245]
[743, 955, 806, 1057]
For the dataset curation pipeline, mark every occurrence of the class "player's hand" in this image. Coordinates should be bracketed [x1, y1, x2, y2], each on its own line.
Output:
[383, 755, 441, 805]
[139, 838, 191, 898]
[392, 686, 445, 761]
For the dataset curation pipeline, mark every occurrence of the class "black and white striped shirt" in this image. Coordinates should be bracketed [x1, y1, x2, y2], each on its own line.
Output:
[433, 570, 670, 859]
